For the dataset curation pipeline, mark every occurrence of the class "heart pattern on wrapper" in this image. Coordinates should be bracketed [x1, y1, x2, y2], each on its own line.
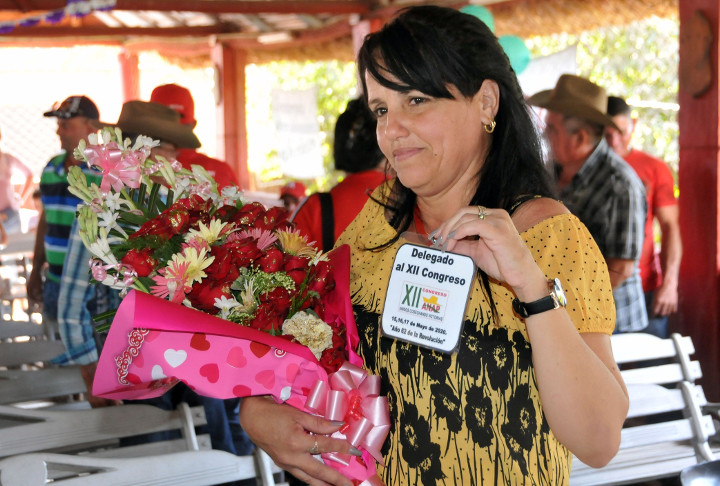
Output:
[226, 347, 247, 368]
[190, 333, 211, 351]
[164, 349, 187, 368]
[250, 341, 270, 358]
[233, 384, 252, 397]
[255, 369, 276, 389]
[200, 363, 220, 383]
[151, 365, 166, 379]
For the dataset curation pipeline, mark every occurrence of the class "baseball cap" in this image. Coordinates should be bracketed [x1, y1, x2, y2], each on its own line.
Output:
[150, 84, 196, 126]
[43, 96, 101, 120]
[280, 181, 307, 200]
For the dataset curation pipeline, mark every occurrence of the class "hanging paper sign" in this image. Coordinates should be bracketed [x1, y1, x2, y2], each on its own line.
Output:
[382, 244, 476, 353]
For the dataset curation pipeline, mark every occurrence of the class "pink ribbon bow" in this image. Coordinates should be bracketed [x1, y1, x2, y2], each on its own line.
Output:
[85, 144, 143, 193]
[303, 361, 390, 473]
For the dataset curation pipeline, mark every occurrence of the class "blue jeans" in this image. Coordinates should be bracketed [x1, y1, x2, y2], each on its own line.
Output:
[1, 207, 20, 234]
[643, 290, 669, 339]
[42, 278, 60, 338]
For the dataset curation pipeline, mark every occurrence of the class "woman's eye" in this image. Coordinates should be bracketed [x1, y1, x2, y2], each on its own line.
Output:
[409, 97, 426, 105]
[373, 107, 387, 118]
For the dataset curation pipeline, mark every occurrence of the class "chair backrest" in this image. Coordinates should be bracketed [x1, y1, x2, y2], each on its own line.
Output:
[0, 402, 206, 458]
[0, 340, 66, 367]
[0, 448, 277, 486]
[0, 320, 45, 340]
[570, 332, 716, 485]
[0, 367, 87, 405]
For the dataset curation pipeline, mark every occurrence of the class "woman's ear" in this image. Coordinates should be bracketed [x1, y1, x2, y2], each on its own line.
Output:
[476, 79, 500, 122]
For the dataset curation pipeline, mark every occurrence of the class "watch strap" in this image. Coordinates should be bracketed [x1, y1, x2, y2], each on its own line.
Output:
[512, 279, 564, 318]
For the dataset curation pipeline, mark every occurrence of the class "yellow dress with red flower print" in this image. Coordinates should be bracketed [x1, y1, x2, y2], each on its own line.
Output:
[335, 183, 616, 486]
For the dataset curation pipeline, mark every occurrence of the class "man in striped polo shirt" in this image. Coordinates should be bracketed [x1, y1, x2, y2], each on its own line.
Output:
[529, 75, 648, 334]
[27, 96, 103, 336]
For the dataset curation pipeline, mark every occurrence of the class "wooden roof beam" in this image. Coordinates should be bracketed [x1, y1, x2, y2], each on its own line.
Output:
[0, 24, 239, 36]
[0, 0, 371, 15]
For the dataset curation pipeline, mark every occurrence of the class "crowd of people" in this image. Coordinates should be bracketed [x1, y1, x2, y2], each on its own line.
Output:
[2, 4, 684, 484]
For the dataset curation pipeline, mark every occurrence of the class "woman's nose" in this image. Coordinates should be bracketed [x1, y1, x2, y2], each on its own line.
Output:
[382, 112, 409, 140]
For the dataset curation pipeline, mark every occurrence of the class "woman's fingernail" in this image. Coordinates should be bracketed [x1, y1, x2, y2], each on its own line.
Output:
[330, 420, 345, 426]
[447, 230, 456, 240]
[349, 446, 363, 457]
[428, 228, 439, 239]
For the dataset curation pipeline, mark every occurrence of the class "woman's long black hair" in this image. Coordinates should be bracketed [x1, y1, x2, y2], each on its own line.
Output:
[357, 5, 556, 316]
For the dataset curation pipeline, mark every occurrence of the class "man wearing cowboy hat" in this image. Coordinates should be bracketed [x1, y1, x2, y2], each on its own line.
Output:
[529, 74, 648, 334]
[112, 100, 201, 157]
[150, 83, 239, 189]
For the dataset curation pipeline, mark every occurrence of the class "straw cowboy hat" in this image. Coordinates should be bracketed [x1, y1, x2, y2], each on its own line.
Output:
[113, 100, 201, 149]
[528, 74, 619, 130]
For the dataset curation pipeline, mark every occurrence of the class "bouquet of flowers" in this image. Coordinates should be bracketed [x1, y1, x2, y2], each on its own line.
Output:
[68, 128, 388, 484]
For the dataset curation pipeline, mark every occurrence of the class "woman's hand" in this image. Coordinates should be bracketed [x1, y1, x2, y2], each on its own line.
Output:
[430, 205, 545, 294]
[239, 396, 359, 486]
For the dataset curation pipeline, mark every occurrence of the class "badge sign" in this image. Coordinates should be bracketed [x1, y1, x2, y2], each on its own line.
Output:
[382, 243, 476, 353]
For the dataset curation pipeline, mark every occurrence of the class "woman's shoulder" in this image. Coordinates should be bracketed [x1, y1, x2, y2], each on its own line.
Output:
[511, 197, 570, 234]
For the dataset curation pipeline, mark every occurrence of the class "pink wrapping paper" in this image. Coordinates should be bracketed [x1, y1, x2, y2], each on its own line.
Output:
[92, 245, 388, 484]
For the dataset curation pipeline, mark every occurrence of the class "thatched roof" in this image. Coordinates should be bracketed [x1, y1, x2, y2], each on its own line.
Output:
[491, 0, 677, 38]
[0, 0, 678, 65]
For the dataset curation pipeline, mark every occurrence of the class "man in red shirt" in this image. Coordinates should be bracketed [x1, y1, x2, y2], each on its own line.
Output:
[292, 99, 388, 252]
[150, 84, 239, 189]
[280, 181, 307, 213]
[606, 96, 682, 338]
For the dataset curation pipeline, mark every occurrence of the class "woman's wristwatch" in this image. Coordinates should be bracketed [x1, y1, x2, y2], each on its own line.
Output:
[512, 278, 567, 318]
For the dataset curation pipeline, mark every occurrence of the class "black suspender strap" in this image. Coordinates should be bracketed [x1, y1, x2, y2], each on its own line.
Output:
[318, 192, 335, 251]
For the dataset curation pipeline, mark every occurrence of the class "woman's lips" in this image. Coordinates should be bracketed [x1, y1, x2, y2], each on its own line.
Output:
[392, 147, 422, 162]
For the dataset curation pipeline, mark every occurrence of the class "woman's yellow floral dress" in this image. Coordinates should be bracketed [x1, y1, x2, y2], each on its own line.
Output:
[335, 184, 615, 485]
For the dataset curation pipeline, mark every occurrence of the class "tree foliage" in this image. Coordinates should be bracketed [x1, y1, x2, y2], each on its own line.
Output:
[246, 17, 679, 189]
[246, 61, 358, 191]
[527, 17, 679, 178]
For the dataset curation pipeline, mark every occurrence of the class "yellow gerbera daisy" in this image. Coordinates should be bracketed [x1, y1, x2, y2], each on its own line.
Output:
[186, 219, 228, 245]
[276, 230, 317, 259]
[170, 246, 215, 285]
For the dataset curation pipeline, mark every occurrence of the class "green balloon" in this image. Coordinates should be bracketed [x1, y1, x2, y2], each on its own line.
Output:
[460, 5, 495, 32]
[499, 35, 531, 74]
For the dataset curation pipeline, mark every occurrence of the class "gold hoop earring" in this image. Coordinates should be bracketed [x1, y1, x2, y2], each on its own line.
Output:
[484, 120, 496, 134]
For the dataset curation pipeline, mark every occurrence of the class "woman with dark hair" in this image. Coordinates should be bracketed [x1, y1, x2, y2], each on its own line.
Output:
[240, 6, 628, 485]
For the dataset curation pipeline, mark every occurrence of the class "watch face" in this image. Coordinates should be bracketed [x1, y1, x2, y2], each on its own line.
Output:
[552, 278, 567, 307]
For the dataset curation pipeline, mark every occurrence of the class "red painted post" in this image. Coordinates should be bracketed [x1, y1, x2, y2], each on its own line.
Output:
[676, 1, 720, 399]
[211, 43, 251, 190]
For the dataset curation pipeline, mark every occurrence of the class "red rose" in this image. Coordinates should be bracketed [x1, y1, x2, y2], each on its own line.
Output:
[187, 281, 229, 314]
[121, 248, 157, 277]
[131, 217, 171, 239]
[259, 287, 292, 315]
[256, 206, 289, 231]
[233, 202, 265, 228]
[307, 260, 334, 296]
[205, 245, 241, 284]
[249, 303, 284, 334]
[319, 347, 346, 374]
[214, 205, 237, 223]
[175, 194, 211, 213]
[163, 208, 191, 235]
[284, 255, 309, 286]
[257, 248, 283, 273]
[225, 237, 262, 267]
